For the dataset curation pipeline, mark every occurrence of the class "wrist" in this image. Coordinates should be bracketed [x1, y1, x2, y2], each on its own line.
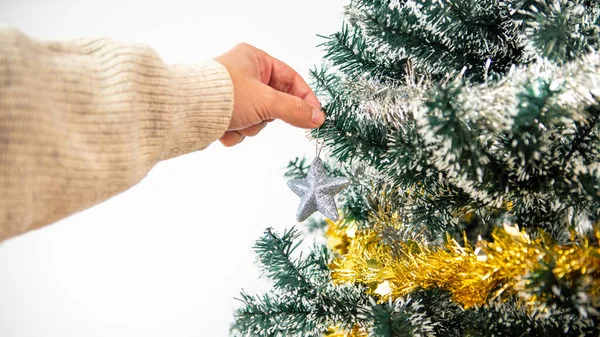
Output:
[161, 60, 234, 159]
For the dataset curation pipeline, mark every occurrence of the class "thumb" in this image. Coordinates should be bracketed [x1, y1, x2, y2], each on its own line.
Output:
[264, 87, 325, 128]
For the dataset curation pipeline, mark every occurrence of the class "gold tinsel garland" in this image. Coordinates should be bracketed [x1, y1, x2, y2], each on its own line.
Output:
[326, 219, 600, 312]
[325, 325, 368, 337]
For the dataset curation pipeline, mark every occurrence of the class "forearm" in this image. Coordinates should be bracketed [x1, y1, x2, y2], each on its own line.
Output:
[0, 28, 233, 241]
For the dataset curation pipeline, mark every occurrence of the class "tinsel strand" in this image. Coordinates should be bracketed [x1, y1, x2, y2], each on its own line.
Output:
[327, 220, 600, 311]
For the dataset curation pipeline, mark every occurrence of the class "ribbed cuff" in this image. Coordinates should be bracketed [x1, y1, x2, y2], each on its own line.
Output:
[162, 59, 234, 159]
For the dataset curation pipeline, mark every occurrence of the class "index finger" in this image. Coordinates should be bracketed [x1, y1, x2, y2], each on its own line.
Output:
[259, 51, 321, 109]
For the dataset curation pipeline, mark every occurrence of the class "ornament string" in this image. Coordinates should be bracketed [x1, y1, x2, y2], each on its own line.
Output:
[315, 126, 323, 158]
[315, 120, 330, 159]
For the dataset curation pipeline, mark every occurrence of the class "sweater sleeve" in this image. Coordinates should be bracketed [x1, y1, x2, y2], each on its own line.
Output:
[0, 28, 234, 241]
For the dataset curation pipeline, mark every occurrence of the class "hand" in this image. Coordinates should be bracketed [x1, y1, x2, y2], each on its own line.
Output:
[213, 43, 325, 147]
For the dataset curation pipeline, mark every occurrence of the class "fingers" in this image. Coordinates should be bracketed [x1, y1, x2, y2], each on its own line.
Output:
[216, 43, 325, 133]
[219, 122, 269, 147]
[238, 121, 268, 137]
[264, 86, 325, 129]
[219, 131, 245, 147]
[260, 51, 321, 109]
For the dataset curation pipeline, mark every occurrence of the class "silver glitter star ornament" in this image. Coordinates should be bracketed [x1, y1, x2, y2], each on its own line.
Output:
[287, 157, 350, 222]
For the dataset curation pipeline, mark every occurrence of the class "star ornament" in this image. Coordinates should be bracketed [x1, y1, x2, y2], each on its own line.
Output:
[287, 157, 350, 222]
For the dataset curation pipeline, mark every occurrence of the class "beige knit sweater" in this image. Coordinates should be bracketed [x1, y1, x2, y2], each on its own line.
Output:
[0, 28, 234, 242]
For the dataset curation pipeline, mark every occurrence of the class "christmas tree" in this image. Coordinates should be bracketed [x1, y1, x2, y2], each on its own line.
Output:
[231, 1, 600, 336]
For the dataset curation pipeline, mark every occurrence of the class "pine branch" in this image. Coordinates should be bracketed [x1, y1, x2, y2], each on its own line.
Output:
[365, 296, 437, 337]
[304, 217, 328, 234]
[563, 103, 600, 166]
[309, 69, 390, 166]
[353, 0, 525, 80]
[318, 23, 407, 81]
[284, 157, 311, 179]
[359, 6, 470, 79]
[522, 0, 600, 62]
[253, 227, 318, 292]
[232, 291, 318, 337]
[454, 297, 599, 337]
[233, 228, 371, 336]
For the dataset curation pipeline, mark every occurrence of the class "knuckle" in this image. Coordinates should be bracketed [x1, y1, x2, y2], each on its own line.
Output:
[236, 42, 253, 51]
[260, 89, 279, 119]
[254, 100, 269, 121]
[292, 96, 305, 116]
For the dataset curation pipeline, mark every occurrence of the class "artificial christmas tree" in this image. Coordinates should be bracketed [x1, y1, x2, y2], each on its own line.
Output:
[232, 1, 600, 336]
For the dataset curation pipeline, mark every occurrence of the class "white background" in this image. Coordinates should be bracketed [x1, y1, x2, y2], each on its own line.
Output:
[0, 1, 346, 336]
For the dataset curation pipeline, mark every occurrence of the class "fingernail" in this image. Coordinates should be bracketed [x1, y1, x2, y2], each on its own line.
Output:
[311, 108, 325, 125]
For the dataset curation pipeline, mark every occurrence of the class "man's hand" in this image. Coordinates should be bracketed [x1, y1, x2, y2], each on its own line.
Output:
[214, 43, 325, 147]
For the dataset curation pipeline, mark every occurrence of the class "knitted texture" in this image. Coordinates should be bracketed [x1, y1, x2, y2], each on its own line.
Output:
[0, 28, 234, 241]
